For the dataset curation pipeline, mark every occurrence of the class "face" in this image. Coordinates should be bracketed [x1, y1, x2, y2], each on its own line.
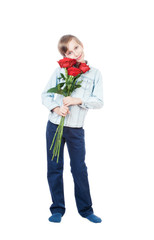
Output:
[65, 38, 85, 63]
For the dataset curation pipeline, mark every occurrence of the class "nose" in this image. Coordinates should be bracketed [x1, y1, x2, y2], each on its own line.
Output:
[74, 51, 78, 57]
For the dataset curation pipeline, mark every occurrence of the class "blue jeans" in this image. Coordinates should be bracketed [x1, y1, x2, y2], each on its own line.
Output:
[46, 120, 94, 217]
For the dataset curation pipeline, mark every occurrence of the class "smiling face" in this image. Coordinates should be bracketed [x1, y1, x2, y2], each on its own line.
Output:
[65, 38, 85, 63]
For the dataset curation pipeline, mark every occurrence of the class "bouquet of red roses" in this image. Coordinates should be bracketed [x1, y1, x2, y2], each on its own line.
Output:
[47, 57, 90, 163]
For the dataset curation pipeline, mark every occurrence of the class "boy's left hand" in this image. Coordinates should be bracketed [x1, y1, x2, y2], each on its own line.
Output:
[63, 97, 79, 107]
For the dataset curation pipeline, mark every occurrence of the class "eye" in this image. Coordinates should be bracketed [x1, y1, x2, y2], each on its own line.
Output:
[68, 46, 78, 55]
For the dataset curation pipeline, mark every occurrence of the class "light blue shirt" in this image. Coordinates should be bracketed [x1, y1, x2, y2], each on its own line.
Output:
[41, 63, 104, 128]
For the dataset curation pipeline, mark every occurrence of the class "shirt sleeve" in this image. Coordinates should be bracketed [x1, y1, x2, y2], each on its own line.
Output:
[41, 67, 61, 112]
[78, 69, 104, 110]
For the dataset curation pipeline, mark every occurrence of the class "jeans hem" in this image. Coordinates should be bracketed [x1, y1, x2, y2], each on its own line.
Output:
[79, 211, 94, 218]
[50, 209, 65, 217]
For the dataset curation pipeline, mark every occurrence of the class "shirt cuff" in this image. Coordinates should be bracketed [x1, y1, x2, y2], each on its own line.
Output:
[78, 97, 88, 110]
[50, 104, 60, 112]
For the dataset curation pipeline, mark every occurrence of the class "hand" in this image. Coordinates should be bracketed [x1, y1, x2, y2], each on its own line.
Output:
[63, 96, 80, 107]
[53, 105, 70, 117]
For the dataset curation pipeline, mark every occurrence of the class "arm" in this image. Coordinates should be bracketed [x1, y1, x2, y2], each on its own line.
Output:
[41, 67, 61, 112]
[78, 69, 104, 109]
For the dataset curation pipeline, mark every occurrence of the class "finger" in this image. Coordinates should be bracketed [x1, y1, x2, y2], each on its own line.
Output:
[64, 105, 69, 109]
[61, 110, 66, 114]
[63, 105, 68, 109]
[64, 103, 68, 106]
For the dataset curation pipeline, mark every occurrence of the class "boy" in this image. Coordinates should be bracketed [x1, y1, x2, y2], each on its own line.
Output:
[41, 34, 104, 223]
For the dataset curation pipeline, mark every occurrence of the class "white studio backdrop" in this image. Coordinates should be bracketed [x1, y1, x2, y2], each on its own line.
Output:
[0, 0, 154, 239]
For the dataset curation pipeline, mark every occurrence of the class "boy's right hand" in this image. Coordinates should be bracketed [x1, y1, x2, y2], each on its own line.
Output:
[52, 105, 70, 117]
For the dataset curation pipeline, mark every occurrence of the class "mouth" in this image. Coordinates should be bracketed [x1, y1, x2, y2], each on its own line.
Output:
[76, 53, 82, 60]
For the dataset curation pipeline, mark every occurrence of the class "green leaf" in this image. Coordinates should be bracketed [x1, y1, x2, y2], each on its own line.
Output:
[60, 73, 65, 79]
[47, 87, 59, 93]
[76, 80, 83, 85]
[47, 82, 65, 93]
[57, 89, 63, 94]
[75, 84, 82, 89]
[59, 82, 65, 87]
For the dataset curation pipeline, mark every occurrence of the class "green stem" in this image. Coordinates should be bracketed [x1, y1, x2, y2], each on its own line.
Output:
[56, 116, 65, 163]
[50, 116, 65, 163]
[49, 124, 59, 151]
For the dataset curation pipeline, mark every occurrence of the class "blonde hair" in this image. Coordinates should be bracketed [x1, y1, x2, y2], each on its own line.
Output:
[58, 34, 83, 57]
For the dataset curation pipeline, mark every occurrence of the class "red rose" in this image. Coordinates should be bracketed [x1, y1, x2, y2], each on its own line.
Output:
[67, 67, 82, 76]
[57, 57, 77, 68]
[78, 62, 90, 73]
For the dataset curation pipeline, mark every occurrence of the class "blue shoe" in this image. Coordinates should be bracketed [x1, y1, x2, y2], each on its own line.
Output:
[48, 213, 62, 223]
[86, 214, 102, 223]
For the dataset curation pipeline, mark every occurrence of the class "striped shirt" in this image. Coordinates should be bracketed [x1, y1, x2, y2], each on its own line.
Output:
[41, 61, 104, 128]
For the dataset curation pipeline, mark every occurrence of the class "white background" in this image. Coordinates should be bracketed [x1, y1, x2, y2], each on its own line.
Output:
[0, 0, 154, 239]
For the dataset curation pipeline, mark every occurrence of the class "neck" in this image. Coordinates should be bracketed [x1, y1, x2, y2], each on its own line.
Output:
[74, 60, 87, 68]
